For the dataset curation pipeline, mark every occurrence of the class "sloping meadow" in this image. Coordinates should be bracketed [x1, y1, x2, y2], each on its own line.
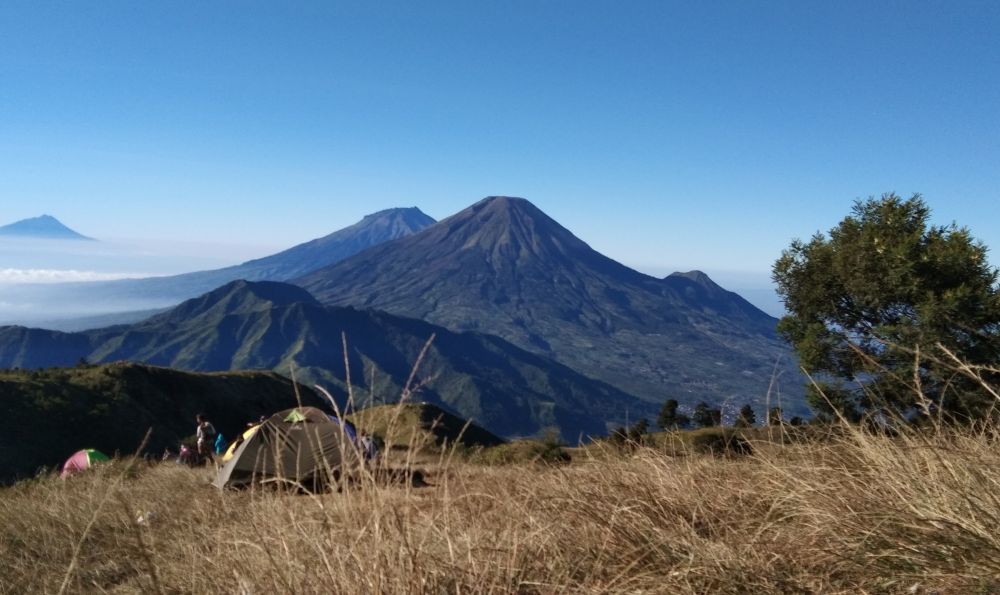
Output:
[2, 424, 999, 594]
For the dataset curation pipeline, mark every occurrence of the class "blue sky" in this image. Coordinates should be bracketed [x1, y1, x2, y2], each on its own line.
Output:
[1, 1, 998, 307]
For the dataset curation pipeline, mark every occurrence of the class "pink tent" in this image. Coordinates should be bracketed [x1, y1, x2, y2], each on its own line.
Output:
[60, 449, 110, 479]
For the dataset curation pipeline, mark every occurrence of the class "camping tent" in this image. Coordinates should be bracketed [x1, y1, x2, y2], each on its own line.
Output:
[213, 407, 360, 490]
[220, 415, 358, 464]
[61, 449, 110, 478]
[221, 424, 262, 463]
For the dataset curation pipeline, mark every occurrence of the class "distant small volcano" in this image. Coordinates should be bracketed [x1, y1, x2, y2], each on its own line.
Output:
[0, 215, 95, 240]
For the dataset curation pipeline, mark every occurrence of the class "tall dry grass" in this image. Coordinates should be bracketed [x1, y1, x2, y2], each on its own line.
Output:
[2, 417, 1000, 594]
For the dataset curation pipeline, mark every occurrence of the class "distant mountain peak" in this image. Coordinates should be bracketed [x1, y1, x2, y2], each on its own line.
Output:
[477, 195, 532, 207]
[214, 279, 319, 304]
[668, 270, 720, 289]
[439, 195, 590, 257]
[219, 207, 436, 282]
[203, 279, 319, 307]
[362, 206, 431, 220]
[150, 280, 319, 325]
[0, 215, 94, 240]
[469, 196, 546, 219]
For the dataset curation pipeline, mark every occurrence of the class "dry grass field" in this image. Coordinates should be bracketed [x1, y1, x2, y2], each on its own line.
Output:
[2, 418, 1000, 594]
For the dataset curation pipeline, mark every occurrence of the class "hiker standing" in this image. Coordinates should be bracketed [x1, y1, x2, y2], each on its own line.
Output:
[196, 414, 217, 463]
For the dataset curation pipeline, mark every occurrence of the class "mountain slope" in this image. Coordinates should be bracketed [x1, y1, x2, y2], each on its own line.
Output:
[89, 206, 436, 301]
[0, 281, 651, 440]
[0, 215, 94, 240]
[227, 207, 436, 281]
[0, 326, 93, 369]
[296, 196, 805, 413]
[0, 208, 435, 329]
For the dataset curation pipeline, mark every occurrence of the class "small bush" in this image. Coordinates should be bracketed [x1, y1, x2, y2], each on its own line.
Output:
[687, 428, 753, 456]
[469, 439, 571, 466]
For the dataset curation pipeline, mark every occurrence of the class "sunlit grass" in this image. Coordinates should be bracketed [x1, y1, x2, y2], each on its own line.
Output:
[3, 415, 1000, 594]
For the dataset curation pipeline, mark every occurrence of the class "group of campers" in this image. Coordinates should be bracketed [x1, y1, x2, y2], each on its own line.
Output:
[159, 414, 229, 466]
[62, 407, 381, 489]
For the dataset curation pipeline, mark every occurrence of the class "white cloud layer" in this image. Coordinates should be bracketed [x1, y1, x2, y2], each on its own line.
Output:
[0, 268, 153, 284]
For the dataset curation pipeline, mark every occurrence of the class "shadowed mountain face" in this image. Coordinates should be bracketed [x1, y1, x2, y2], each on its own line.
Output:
[296, 196, 805, 413]
[0, 207, 435, 329]
[0, 281, 651, 440]
[0, 326, 93, 369]
[0, 215, 93, 240]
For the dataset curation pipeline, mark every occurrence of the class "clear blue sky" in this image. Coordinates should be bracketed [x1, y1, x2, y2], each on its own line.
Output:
[2, 1, 998, 287]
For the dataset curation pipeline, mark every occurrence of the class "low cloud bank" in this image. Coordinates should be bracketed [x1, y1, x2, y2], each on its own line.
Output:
[0, 268, 156, 284]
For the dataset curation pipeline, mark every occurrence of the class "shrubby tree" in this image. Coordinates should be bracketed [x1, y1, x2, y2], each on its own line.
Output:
[734, 404, 756, 428]
[627, 418, 649, 443]
[657, 398, 690, 430]
[608, 419, 649, 449]
[692, 402, 721, 428]
[773, 193, 1000, 421]
[767, 407, 784, 426]
[608, 427, 625, 444]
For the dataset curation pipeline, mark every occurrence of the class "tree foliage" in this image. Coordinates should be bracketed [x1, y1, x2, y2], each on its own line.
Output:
[657, 398, 690, 430]
[773, 193, 1000, 420]
[692, 402, 721, 428]
[608, 419, 650, 449]
[627, 418, 650, 443]
[734, 404, 756, 428]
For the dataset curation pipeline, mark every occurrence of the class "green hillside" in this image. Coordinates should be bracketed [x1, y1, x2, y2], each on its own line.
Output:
[0, 363, 324, 482]
[0, 281, 653, 440]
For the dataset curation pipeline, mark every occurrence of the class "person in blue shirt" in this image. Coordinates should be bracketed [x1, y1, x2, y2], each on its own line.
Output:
[214, 432, 226, 455]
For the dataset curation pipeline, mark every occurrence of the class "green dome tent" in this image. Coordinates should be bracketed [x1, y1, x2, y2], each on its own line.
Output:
[213, 407, 359, 491]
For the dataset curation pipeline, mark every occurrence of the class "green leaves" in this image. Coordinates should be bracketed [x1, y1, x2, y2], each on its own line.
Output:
[657, 398, 690, 430]
[774, 193, 1000, 420]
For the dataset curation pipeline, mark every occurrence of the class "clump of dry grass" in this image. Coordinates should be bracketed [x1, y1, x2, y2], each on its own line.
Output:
[3, 416, 1000, 594]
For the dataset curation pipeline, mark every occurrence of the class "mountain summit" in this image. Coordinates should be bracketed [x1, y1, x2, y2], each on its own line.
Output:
[0, 215, 94, 240]
[430, 196, 612, 272]
[230, 206, 435, 281]
[295, 196, 805, 412]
